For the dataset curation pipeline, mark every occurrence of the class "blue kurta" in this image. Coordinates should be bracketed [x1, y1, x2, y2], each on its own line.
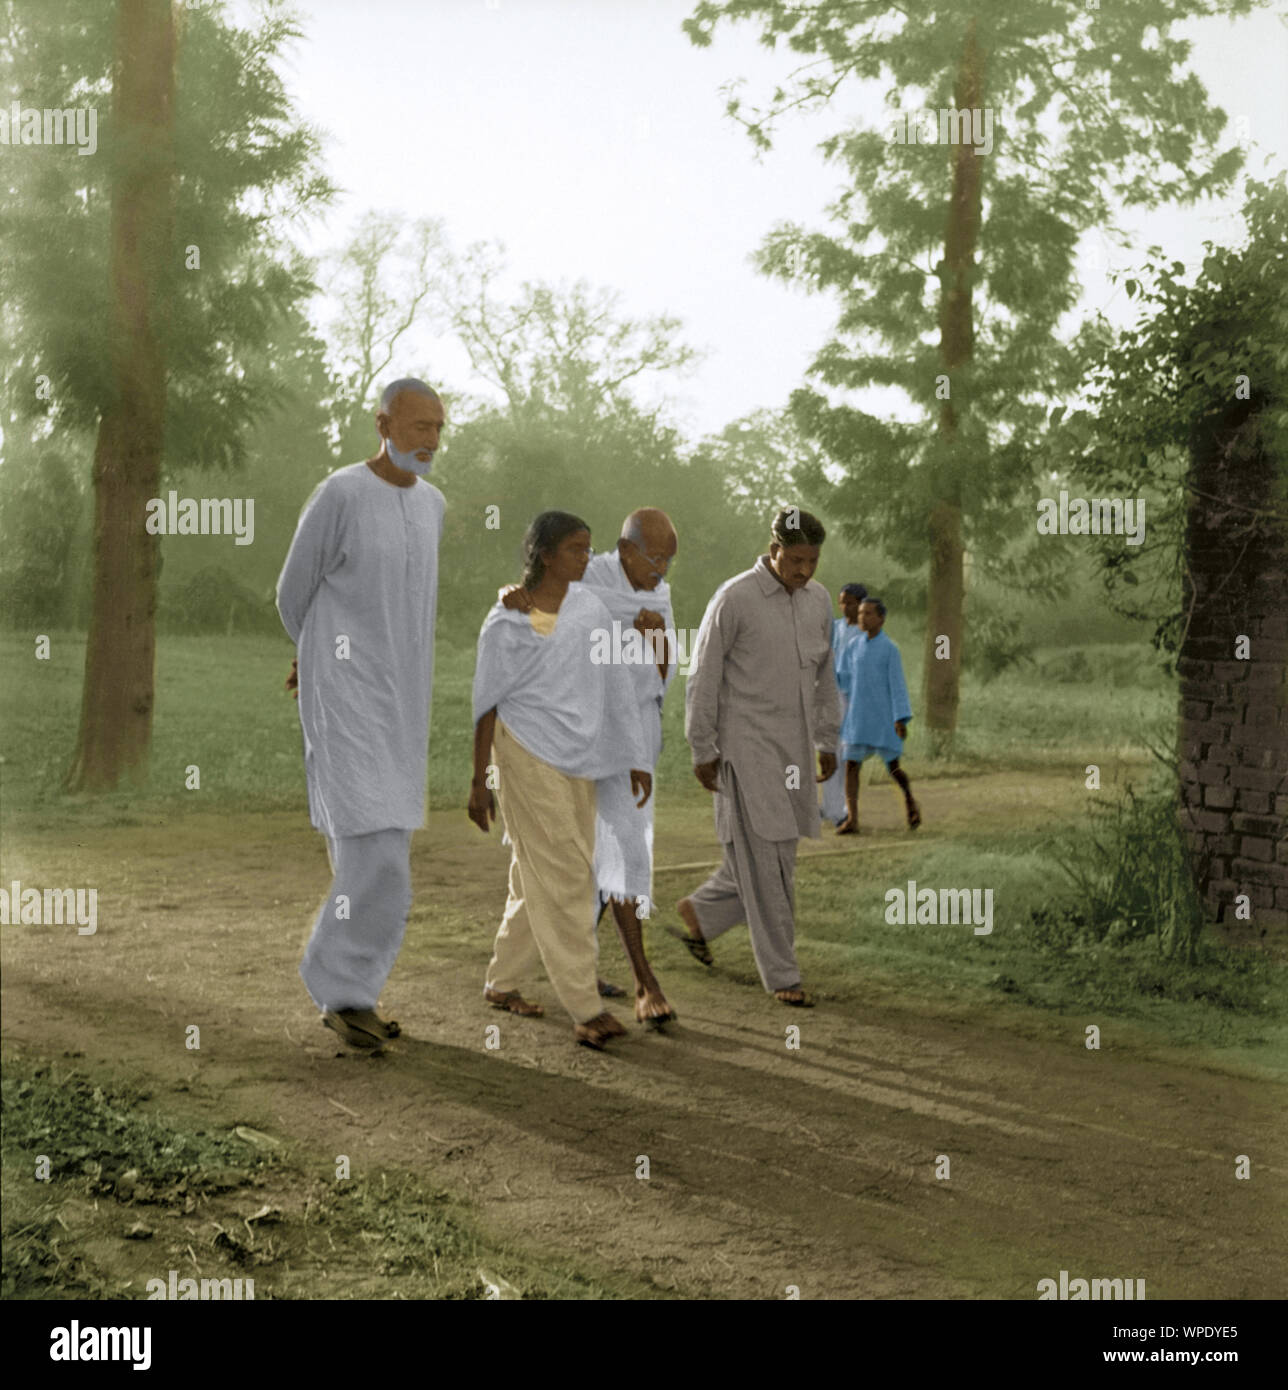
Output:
[820, 619, 863, 821]
[838, 629, 912, 762]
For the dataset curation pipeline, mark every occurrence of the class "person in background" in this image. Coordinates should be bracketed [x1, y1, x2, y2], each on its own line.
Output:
[836, 597, 921, 834]
[821, 581, 867, 828]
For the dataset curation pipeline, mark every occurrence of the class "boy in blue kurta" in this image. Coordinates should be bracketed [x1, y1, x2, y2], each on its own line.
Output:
[820, 582, 866, 825]
[836, 598, 922, 833]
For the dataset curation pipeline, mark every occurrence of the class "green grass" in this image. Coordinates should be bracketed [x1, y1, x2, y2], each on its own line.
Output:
[7, 628, 1282, 1060]
[1, 630, 1172, 824]
[0, 1053, 677, 1300]
[788, 826, 1287, 1064]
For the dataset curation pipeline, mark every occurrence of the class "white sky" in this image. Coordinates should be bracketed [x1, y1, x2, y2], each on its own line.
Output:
[253, 0, 1288, 437]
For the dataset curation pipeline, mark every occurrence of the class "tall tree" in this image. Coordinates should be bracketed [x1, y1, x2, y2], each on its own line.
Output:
[72, 0, 176, 791]
[1, 0, 334, 789]
[685, 0, 1253, 751]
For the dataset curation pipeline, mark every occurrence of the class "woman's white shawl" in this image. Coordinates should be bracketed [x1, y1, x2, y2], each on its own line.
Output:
[472, 584, 648, 780]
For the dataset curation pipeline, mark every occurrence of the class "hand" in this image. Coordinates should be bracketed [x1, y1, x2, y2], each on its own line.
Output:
[467, 783, 496, 833]
[694, 759, 720, 793]
[500, 584, 533, 613]
[630, 769, 653, 807]
[816, 751, 837, 782]
[286, 658, 299, 701]
[634, 607, 666, 635]
[895, 721, 907, 740]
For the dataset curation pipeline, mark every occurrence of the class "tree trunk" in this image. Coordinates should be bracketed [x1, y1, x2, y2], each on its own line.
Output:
[65, 0, 177, 792]
[923, 16, 986, 755]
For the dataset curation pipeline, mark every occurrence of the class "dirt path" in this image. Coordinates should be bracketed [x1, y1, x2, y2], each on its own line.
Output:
[3, 771, 1286, 1299]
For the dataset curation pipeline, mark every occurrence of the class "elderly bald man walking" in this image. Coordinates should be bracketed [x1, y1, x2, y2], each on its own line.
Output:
[277, 378, 446, 1049]
[503, 507, 678, 1025]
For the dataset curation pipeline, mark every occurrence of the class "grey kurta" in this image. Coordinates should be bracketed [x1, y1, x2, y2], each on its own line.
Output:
[276, 462, 444, 838]
[685, 557, 841, 844]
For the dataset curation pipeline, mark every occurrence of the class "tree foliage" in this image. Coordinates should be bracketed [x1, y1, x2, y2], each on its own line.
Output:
[684, 0, 1256, 740]
[1060, 176, 1288, 659]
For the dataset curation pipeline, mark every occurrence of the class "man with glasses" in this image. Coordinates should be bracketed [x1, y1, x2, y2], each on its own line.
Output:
[503, 507, 678, 1026]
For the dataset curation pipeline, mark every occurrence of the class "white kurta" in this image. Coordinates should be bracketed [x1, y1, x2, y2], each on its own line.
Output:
[579, 551, 676, 905]
[276, 463, 444, 839]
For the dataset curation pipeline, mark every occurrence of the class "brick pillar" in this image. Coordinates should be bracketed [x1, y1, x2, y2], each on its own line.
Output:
[1177, 403, 1288, 936]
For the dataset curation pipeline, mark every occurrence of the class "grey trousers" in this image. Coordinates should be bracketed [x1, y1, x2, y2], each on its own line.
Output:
[688, 787, 801, 993]
[300, 828, 413, 1013]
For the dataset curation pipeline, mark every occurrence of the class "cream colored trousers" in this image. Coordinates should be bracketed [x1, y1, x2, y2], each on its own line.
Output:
[484, 719, 602, 1024]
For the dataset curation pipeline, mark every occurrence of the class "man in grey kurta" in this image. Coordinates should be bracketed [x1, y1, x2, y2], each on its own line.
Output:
[678, 508, 840, 1006]
[276, 378, 445, 1049]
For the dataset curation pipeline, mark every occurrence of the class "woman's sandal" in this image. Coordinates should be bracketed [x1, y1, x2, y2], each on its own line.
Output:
[485, 989, 545, 1017]
[666, 926, 714, 967]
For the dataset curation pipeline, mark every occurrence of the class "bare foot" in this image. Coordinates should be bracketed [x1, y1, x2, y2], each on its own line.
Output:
[635, 985, 675, 1026]
[835, 817, 859, 835]
[484, 988, 544, 1017]
[676, 897, 704, 942]
[574, 1011, 627, 1049]
[906, 800, 922, 830]
[774, 987, 815, 1008]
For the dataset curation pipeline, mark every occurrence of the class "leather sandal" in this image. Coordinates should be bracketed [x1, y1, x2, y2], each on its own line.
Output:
[322, 1010, 387, 1049]
[666, 926, 713, 967]
[339, 1007, 400, 1039]
[484, 989, 545, 1017]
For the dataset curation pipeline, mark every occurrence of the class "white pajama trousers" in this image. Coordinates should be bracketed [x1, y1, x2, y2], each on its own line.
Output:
[299, 828, 413, 1013]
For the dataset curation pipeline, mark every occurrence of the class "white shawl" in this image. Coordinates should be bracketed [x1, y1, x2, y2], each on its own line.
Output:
[473, 584, 648, 779]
